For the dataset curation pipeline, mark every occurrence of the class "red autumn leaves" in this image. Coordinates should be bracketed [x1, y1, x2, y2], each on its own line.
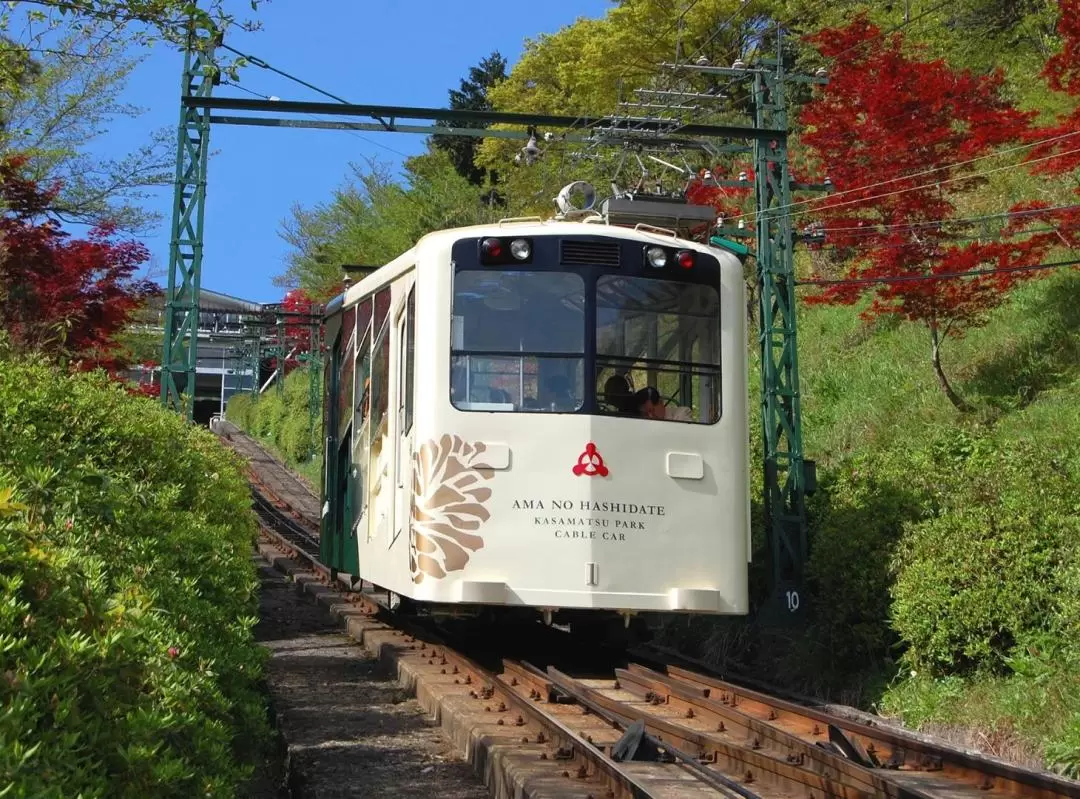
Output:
[0, 156, 159, 373]
[795, 12, 1079, 407]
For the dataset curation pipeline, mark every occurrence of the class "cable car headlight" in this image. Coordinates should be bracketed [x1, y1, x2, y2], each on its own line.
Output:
[645, 246, 667, 268]
[510, 238, 531, 260]
[677, 250, 696, 269]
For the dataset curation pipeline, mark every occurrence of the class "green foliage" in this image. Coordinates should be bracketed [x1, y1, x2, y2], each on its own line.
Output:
[431, 51, 509, 186]
[277, 150, 502, 297]
[226, 369, 323, 488]
[803, 450, 932, 675]
[889, 434, 1079, 675]
[0, 354, 267, 797]
[0, 28, 171, 231]
[789, 269, 1080, 771]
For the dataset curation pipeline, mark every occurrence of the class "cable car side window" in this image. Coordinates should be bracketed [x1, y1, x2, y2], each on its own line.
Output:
[595, 276, 721, 424]
[451, 270, 585, 413]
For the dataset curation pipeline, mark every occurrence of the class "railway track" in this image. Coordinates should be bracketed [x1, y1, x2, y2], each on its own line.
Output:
[217, 420, 1080, 799]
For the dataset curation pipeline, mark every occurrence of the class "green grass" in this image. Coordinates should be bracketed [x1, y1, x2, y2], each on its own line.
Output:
[799, 269, 1080, 773]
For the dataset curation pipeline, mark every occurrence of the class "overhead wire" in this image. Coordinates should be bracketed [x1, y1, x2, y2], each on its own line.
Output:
[726, 132, 1080, 223]
[774, 146, 1080, 224]
[808, 223, 1079, 251]
[796, 257, 1080, 287]
[219, 43, 352, 105]
[813, 202, 1080, 236]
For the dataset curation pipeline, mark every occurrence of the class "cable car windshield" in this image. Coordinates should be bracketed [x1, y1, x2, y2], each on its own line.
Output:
[451, 270, 585, 412]
[450, 268, 721, 424]
[595, 276, 720, 423]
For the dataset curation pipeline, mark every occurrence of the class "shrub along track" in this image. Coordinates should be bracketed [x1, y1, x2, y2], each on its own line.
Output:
[215, 419, 1080, 799]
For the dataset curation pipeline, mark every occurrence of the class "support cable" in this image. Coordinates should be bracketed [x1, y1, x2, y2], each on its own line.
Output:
[733, 136, 1080, 222]
[816, 201, 1080, 235]
[220, 43, 351, 105]
[797, 257, 1080, 287]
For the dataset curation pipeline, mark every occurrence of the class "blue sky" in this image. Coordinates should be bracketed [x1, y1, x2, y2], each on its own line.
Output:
[98, 0, 612, 303]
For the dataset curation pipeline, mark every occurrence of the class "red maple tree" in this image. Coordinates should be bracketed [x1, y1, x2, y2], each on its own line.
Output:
[264, 288, 326, 377]
[685, 165, 754, 227]
[0, 156, 159, 370]
[798, 17, 1076, 410]
[1026, 0, 1080, 174]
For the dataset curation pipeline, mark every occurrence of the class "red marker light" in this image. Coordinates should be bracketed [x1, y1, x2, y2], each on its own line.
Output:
[677, 250, 695, 269]
[481, 237, 503, 259]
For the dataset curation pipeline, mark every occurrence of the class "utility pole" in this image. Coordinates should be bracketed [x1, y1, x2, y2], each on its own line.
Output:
[159, 30, 217, 418]
[276, 315, 286, 396]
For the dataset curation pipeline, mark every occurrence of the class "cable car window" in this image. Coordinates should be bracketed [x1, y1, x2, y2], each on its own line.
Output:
[451, 270, 585, 413]
[595, 276, 721, 424]
[336, 306, 356, 441]
[370, 322, 391, 437]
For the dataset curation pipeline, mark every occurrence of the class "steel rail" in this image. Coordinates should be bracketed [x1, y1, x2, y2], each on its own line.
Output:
[542, 666, 866, 799]
[228, 423, 1080, 799]
[610, 665, 927, 799]
[248, 485, 680, 798]
[656, 665, 1080, 799]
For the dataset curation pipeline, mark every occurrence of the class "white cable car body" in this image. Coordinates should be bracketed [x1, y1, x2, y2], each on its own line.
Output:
[320, 212, 751, 630]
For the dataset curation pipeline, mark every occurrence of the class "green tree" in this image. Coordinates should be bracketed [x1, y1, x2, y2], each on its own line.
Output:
[276, 149, 501, 297]
[431, 51, 508, 186]
[474, 0, 785, 217]
[0, 28, 172, 230]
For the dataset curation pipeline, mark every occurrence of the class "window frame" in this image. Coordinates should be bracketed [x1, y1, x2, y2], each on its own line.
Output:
[449, 256, 723, 425]
[450, 268, 587, 414]
[401, 286, 416, 435]
[594, 274, 722, 425]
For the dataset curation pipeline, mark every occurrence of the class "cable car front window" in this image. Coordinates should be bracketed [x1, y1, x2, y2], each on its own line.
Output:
[595, 276, 721, 424]
[451, 270, 585, 413]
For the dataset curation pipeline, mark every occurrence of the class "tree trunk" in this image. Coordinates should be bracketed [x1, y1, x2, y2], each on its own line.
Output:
[929, 322, 971, 412]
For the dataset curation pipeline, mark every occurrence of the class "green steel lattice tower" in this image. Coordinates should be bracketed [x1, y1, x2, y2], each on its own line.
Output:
[753, 57, 811, 617]
[159, 35, 216, 418]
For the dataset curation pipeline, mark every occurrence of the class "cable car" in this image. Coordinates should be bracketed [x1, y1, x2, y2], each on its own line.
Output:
[319, 184, 751, 639]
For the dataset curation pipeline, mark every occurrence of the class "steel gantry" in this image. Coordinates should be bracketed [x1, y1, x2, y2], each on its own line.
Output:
[160, 28, 826, 618]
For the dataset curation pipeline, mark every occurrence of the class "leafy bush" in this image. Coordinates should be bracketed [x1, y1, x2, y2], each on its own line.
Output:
[0, 355, 267, 797]
[225, 392, 253, 429]
[226, 368, 322, 486]
[889, 433, 1080, 675]
[803, 448, 934, 677]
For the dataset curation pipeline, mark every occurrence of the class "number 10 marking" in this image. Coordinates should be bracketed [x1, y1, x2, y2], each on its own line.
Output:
[785, 590, 800, 612]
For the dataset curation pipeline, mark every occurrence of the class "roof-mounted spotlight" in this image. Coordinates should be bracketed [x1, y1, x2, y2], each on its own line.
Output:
[738, 170, 749, 182]
[732, 57, 746, 70]
[815, 66, 828, 78]
[696, 55, 710, 66]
